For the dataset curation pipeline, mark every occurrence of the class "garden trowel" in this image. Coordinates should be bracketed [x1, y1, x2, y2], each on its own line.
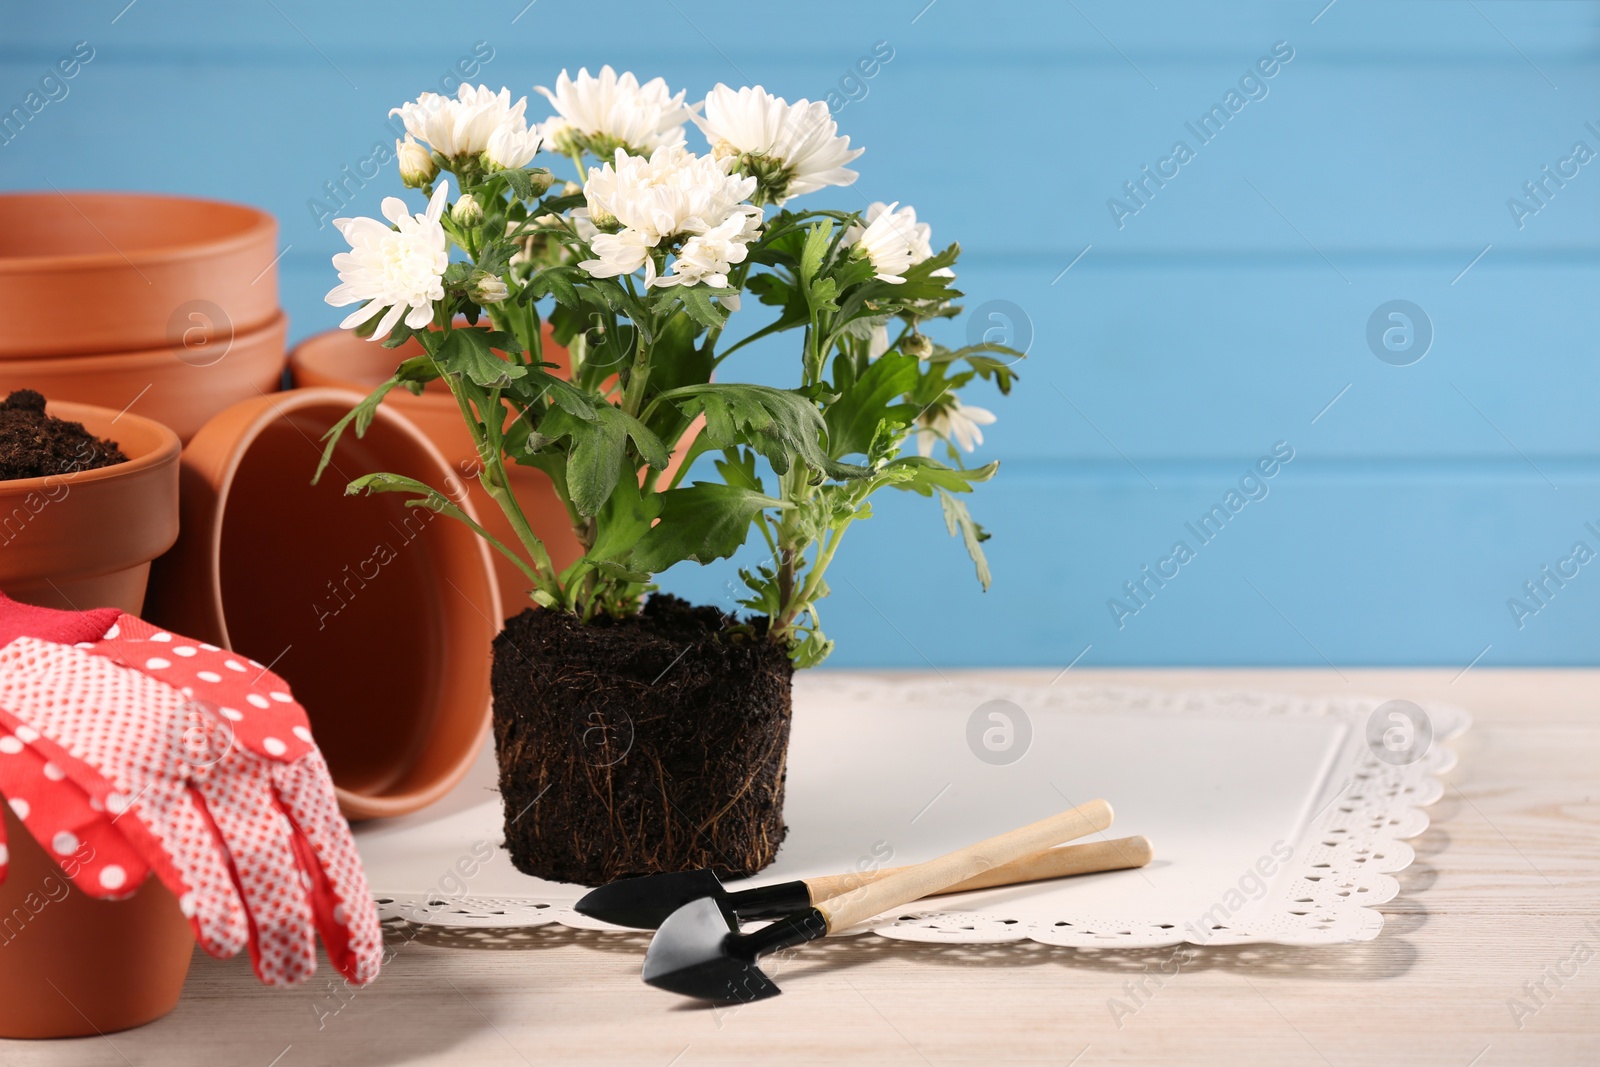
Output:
[578, 830, 1147, 929]
[641, 799, 1120, 1001]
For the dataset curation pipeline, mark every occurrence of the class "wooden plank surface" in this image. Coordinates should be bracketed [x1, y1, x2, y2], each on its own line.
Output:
[2, 667, 1595, 1066]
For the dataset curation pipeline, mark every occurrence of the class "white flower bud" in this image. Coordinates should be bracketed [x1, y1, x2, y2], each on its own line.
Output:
[396, 136, 437, 188]
[452, 194, 483, 225]
[471, 272, 509, 304]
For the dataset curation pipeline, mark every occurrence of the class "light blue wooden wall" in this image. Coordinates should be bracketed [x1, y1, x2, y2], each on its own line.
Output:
[6, 1, 1599, 668]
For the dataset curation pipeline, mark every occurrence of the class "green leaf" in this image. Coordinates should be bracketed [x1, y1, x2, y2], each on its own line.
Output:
[713, 448, 764, 494]
[585, 474, 663, 563]
[673, 383, 868, 480]
[884, 456, 1000, 496]
[830, 254, 876, 292]
[588, 278, 654, 341]
[538, 404, 669, 516]
[937, 488, 992, 590]
[637, 312, 712, 443]
[392, 354, 442, 396]
[824, 352, 919, 459]
[499, 167, 547, 201]
[526, 265, 583, 309]
[676, 285, 730, 331]
[800, 221, 833, 287]
[927, 342, 1028, 365]
[511, 367, 598, 421]
[799, 221, 840, 316]
[630, 482, 784, 573]
[640, 311, 710, 392]
[469, 214, 517, 277]
[790, 629, 835, 670]
[593, 560, 652, 583]
[312, 378, 402, 484]
[747, 272, 795, 309]
[437, 328, 527, 389]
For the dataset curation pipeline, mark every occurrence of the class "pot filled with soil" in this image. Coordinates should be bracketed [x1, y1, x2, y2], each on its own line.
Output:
[0, 804, 194, 1039]
[0, 390, 180, 613]
[493, 595, 794, 884]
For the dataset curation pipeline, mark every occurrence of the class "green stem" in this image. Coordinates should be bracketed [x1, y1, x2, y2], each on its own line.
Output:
[619, 297, 656, 419]
[793, 517, 851, 616]
[417, 497, 548, 593]
[433, 355, 565, 608]
[480, 388, 564, 599]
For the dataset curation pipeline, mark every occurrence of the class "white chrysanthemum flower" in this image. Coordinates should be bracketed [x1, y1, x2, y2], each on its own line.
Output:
[598, 145, 757, 239]
[536, 66, 693, 158]
[395, 136, 436, 188]
[655, 212, 757, 290]
[583, 227, 658, 282]
[917, 399, 996, 457]
[843, 201, 952, 284]
[486, 122, 541, 169]
[391, 85, 531, 161]
[578, 144, 760, 286]
[695, 84, 863, 204]
[325, 182, 450, 340]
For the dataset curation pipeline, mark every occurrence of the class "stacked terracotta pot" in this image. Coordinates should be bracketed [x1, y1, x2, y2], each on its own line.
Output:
[0, 192, 288, 442]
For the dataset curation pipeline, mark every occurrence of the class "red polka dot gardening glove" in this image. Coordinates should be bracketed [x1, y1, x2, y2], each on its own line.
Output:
[0, 597, 153, 900]
[96, 615, 382, 986]
[0, 597, 381, 987]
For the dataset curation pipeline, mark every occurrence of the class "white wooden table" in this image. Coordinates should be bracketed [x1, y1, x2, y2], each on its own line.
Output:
[3, 669, 1596, 1066]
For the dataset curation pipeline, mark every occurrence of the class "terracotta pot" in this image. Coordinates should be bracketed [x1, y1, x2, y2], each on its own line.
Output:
[0, 311, 287, 443]
[0, 191, 278, 360]
[145, 388, 501, 819]
[290, 324, 702, 617]
[0, 402, 180, 614]
[0, 805, 194, 1038]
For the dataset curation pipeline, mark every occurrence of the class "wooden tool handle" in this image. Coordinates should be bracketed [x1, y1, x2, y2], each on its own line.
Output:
[804, 834, 1151, 903]
[814, 799, 1113, 933]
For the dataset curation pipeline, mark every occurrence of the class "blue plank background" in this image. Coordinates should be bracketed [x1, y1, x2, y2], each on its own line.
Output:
[4, 0, 1598, 668]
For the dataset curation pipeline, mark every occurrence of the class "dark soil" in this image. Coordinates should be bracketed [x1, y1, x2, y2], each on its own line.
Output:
[492, 594, 794, 886]
[0, 390, 126, 481]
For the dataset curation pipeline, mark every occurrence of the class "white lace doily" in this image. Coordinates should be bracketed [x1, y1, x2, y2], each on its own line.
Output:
[366, 678, 1468, 949]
